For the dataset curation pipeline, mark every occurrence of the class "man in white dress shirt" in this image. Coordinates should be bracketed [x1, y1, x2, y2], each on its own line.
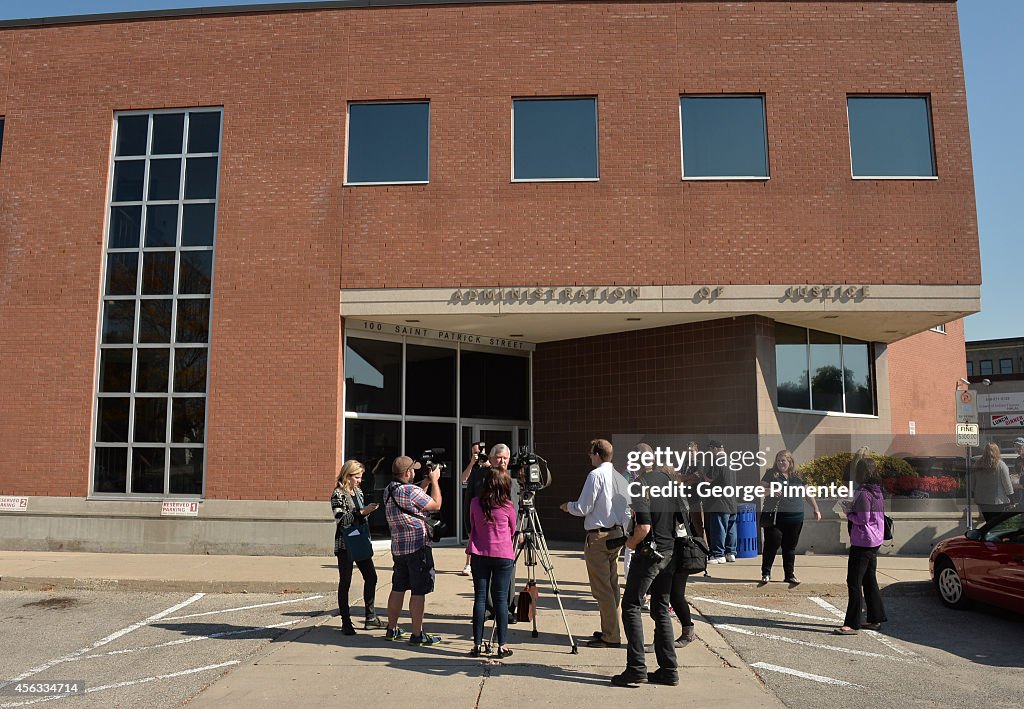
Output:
[560, 438, 630, 648]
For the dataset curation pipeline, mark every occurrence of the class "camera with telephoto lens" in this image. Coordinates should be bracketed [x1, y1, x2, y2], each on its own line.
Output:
[509, 446, 551, 493]
[474, 441, 488, 464]
[418, 448, 448, 474]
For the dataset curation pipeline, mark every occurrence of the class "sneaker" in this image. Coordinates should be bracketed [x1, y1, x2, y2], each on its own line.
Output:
[758, 574, 770, 586]
[611, 671, 647, 687]
[725, 553, 737, 562]
[341, 621, 356, 636]
[785, 577, 801, 588]
[708, 557, 726, 564]
[409, 632, 442, 646]
[384, 626, 406, 642]
[459, 564, 472, 576]
[363, 616, 385, 630]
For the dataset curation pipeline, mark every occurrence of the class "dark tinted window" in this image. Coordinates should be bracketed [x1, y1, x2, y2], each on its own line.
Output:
[980, 360, 993, 376]
[151, 113, 185, 155]
[775, 324, 809, 410]
[460, 351, 529, 420]
[187, 112, 221, 154]
[148, 158, 182, 201]
[406, 344, 456, 417]
[843, 338, 873, 414]
[169, 449, 204, 494]
[131, 447, 165, 493]
[999, 358, 1013, 375]
[848, 97, 935, 177]
[182, 203, 216, 246]
[347, 102, 429, 184]
[94, 447, 128, 492]
[345, 337, 402, 414]
[105, 253, 139, 295]
[145, 205, 179, 247]
[681, 96, 768, 178]
[116, 115, 148, 157]
[513, 98, 598, 180]
[810, 330, 843, 412]
[109, 206, 142, 249]
[184, 157, 218, 199]
[112, 161, 146, 202]
[0, 118, 4, 163]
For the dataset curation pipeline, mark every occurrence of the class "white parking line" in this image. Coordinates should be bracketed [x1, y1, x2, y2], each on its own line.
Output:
[751, 662, 864, 688]
[809, 596, 918, 657]
[715, 624, 915, 663]
[0, 593, 206, 688]
[162, 594, 324, 621]
[0, 660, 241, 708]
[691, 596, 834, 622]
[77, 619, 303, 659]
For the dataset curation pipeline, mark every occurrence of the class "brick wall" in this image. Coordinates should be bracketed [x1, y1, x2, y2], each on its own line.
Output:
[0, 1, 977, 501]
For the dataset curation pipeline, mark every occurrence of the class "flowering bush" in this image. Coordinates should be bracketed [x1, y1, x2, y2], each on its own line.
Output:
[881, 475, 960, 497]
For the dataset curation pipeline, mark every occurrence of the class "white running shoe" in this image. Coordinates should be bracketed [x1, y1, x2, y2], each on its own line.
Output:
[459, 564, 472, 576]
[708, 557, 726, 564]
[725, 553, 737, 562]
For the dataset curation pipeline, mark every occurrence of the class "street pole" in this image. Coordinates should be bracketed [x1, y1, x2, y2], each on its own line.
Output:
[964, 444, 973, 531]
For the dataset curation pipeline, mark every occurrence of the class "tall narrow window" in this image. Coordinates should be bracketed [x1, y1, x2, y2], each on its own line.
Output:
[848, 96, 936, 178]
[94, 109, 222, 496]
[512, 97, 599, 181]
[0, 117, 5, 163]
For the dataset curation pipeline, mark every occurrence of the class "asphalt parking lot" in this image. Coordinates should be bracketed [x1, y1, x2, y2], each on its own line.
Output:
[690, 585, 1024, 709]
[0, 590, 326, 708]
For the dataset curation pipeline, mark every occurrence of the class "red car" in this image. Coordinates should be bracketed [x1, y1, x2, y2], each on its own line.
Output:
[930, 512, 1024, 614]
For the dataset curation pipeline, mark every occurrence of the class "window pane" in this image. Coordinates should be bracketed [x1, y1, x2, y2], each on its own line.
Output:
[174, 347, 208, 393]
[810, 330, 843, 412]
[112, 160, 145, 202]
[172, 397, 206, 443]
[94, 447, 128, 493]
[681, 96, 768, 177]
[97, 397, 130, 442]
[99, 349, 133, 393]
[148, 158, 182, 201]
[842, 338, 873, 414]
[513, 98, 598, 180]
[134, 398, 168, 443]
[136, 348, 170, 393]
[169, 448, 204, 494]
[116, 115, 149, 157]
[344, 418, 401, 531]
[460, 351, 529, 420]
[176, 299, 210, 343]
[139, 299, 173, 343]
[182, 203, 216, 246]
[179, 251, 212, 294]
[187, 112, 221, 153]
[775, 323, 810, 410]
[405, 421, 457, 534]
[848, 97, 935, 177]
[1000, 358, 1013, 374]
[131, 447, 165, 493]
[151, 113, 184, 155]
[145, 204, 179, 247]
[347, 102, 429, 183]
[406, 344, 456, 417]
[967, 361, 974, 376]
[142, 252, 176, 295]
[184, 157, 218, 199]
[109, 206, 142, 248]
[105, 253, 138, 295]
[344, 337, 402, 414]
[102, 300, 136, 344]
[980, 360, 993, 375]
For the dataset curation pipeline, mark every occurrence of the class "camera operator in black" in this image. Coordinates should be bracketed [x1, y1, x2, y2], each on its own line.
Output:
[613, 466, 679, 687]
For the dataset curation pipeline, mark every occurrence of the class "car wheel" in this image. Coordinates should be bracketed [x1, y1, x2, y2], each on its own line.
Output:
[934, 557, 970, 609]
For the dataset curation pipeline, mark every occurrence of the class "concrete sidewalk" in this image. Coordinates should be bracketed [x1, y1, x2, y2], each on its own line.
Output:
[0, 547, 932, 708]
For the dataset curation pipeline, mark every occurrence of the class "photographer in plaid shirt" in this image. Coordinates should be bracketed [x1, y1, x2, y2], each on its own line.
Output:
[383, 455, 443, 646]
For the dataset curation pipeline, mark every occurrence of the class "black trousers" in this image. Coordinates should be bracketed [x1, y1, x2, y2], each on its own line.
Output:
[843, 545, 887, 629]
[669, 546, 692, 628]
[621, 552, 677, 678]
[761, 521, 803, 579]
[337, 549, 378, 621]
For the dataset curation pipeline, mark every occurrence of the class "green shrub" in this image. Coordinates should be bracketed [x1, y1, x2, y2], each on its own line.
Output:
[796, 452, 916, 487]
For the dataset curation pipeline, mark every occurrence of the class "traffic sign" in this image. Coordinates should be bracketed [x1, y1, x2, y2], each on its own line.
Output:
[955, 423, 979, 447]
[956, 389, 978, 423]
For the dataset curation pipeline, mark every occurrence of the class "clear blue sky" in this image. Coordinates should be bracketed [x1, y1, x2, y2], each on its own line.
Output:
[0, 0, 1018, 343]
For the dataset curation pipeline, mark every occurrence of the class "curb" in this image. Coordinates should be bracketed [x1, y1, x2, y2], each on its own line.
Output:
[0, 577, 338, 594]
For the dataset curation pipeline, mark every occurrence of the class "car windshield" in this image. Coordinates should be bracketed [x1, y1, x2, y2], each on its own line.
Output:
[983, 513, 1024, 543]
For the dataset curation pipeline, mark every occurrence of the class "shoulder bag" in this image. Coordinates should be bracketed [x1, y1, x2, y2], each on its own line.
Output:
[674, 495, 709, 575]
[386, 484, 448, 542]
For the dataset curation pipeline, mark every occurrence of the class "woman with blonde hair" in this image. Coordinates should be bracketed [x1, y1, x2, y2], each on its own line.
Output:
[331, 459, 383, 635]
[973, 442, 1014, 523]
[759, 450, 820, 587]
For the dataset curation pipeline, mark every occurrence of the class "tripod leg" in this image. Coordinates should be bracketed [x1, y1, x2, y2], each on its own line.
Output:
[522, 505, 578, 653]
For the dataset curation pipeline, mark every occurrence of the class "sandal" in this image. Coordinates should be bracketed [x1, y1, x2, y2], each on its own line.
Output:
[832, 627, 859, 635]
[496, 647, 513, 659]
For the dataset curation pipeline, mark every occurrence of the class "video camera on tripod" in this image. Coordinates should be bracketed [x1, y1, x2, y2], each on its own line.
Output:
[509, 446, 552, 495]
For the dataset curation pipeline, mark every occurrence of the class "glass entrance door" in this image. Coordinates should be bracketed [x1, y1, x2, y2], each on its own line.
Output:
[458, 423, 529, 542]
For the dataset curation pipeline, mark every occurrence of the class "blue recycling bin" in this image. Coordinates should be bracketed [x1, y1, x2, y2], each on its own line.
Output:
[736, 503, 759, 558]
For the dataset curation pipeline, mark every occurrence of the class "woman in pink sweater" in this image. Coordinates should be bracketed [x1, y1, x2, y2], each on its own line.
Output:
[836, 458, 888, 635]
[468, 468, 518, 658]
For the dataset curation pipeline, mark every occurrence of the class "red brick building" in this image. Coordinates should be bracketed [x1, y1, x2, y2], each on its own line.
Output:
[0, 0, 976, 552]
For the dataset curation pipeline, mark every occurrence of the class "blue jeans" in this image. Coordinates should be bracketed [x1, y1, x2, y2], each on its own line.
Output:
[471, 554, 515, 646]
[707, 512, 737, 558]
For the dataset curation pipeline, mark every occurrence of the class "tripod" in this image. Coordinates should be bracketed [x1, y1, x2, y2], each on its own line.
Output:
[502, 492, 578, 653]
